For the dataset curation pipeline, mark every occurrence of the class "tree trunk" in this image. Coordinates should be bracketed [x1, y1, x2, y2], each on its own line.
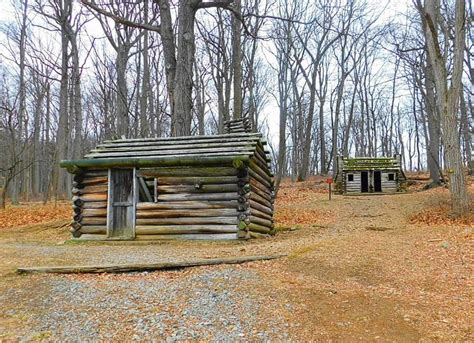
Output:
[55, 19, 70, 199]
[116, 45, 130, 137]
[420, 0, 470, 215]
[139, 2, 151, 136]
[232, 0, 242, 119]
[172, 1, 199, 136]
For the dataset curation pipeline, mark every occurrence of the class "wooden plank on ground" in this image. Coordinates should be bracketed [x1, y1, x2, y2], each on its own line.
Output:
[16, 255, 286, 274]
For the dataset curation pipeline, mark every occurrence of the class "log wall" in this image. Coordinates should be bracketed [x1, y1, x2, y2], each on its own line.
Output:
[71, 169, 108, 238]
[343, 170, 400, 194]
[237, 142, 275, 239]
[345, 171, 362, 193]
[134, 166, 241, 240]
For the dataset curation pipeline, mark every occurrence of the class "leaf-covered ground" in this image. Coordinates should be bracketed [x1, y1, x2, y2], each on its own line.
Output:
[0, 176, 472, 341]
[0, 202, 70, 228]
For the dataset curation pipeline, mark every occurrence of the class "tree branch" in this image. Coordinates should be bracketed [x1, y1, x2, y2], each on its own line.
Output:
[80, 0, 161, 33]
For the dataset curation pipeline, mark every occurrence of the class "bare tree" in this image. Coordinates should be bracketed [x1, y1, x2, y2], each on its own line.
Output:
[416, 0, 470, 215]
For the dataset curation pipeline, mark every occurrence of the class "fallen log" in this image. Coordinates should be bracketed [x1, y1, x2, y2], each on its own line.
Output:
[17, 255, 286, 274]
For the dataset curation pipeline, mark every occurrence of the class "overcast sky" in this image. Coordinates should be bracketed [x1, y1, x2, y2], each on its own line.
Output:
[0, 0, 414, 147]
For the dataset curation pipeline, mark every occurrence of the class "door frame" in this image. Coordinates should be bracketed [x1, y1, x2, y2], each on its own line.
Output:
[106, 168, 137, 239]
[373, 170, 382, 192]
[360, 171, 369, 193]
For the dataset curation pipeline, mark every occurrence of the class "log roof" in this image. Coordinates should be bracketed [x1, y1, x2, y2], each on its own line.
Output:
[341, 157, 401, 171]
[61, 132, 271, 171]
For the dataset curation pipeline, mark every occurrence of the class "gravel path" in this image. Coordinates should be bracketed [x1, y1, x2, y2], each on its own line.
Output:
[2, 266, 290, 341]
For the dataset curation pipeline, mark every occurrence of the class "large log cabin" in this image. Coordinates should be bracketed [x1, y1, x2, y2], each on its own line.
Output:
[60, 120, 274, 241]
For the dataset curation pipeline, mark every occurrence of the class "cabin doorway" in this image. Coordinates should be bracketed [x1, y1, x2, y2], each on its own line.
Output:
[374, 171, 382, 192]
[107, 168, 135, 239]
[361, 171, 369, 193]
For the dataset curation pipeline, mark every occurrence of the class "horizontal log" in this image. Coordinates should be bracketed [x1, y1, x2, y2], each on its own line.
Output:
[61, 155, 252, 171]
[73, 193, 108, 202]
[80, 225, 107, 234]
[81, 176, 108, 186]
[82, 201, 108, 209]
[250, 178, 273, 197]
[246, 192, 273, 209]
[249, 215, 273, 228]
[82, 208, 107, 217]
[85, 146, 256, 159]
[71, 222, 81, 230]
[137, 201, 239, 210]
[72, 181, 84, 189]
[90, 142, 256, 154]
[248, 222, 271, 234]
[157, 193, 239, 202]
[250, 184, 272, 202]
[249, 207, 273, 221]
[249, 199, 273, 215]
[84, 170, 109, 177]
[256, 143, 272, 162]
[248, 164, 272, 189]
[252, 152, 272, 174]
[17, 254, 287, 274]
[136, 217, 238, 225]
[155, 176, 239, 185]
[81, 217, 107, 225]
[73, 198, 84, 207]
[137, 208, 238, 218]
[72, 185, 108, 195]
[248, 168, 272, 191]
[135, 225, 238, 235]
[134, 233, 238, 241]
[237, 230, 250, 239]
[138, 166, 238, 177]
[157, 184, 239, 194]
[71, 229, 82, 238]
[73, 175, 84, 183]
[101, 133, 261, 144]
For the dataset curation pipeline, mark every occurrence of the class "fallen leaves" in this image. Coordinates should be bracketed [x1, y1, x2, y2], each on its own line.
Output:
[0, 202, 70, 228]
[275, 177, 334, 226]
[410, 205, 474, 227]
[408, 179, 474, 227]
[275, 207, 334, 227]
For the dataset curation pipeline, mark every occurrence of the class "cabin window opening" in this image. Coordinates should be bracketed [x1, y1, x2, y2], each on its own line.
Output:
[388, 173, 395, 181]
[154, 178, 158, 202]
[348, 174, 354, 182]
[135, 170, 154, 202]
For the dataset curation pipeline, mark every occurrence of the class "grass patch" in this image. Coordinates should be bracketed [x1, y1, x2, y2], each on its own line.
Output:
[288, 244, 320, 259]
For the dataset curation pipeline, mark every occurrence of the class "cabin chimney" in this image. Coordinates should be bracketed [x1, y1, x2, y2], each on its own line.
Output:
[224, 118, 251, 134]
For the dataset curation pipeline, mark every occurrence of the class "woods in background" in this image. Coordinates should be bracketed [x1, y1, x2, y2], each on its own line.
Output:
[0, 0, 471, 214]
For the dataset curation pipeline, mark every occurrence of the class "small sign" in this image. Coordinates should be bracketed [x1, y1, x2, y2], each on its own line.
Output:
[326, 177, 333, 184]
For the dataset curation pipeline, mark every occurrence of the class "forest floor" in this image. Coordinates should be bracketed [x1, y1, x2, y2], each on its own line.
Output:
[0, 175, 472, 341]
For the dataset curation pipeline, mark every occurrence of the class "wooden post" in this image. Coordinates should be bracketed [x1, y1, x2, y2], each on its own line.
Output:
[326, 177, 333, 200]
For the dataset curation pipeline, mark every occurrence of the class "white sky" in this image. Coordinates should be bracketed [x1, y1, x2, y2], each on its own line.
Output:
[0, 0, 414, 150]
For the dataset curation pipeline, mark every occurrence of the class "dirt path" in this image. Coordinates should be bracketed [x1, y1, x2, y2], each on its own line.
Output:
[0, 181, 472, 341]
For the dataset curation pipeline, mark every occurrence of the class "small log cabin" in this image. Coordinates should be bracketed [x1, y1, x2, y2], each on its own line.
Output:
[335, 155, 407, 194]
[60, 125, 274, 241]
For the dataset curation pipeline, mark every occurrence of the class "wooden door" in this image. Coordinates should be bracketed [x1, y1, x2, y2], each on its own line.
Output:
[107, 168, 135, 239]
[373, 171, 382, 192]
[361, 171, 369, 193]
